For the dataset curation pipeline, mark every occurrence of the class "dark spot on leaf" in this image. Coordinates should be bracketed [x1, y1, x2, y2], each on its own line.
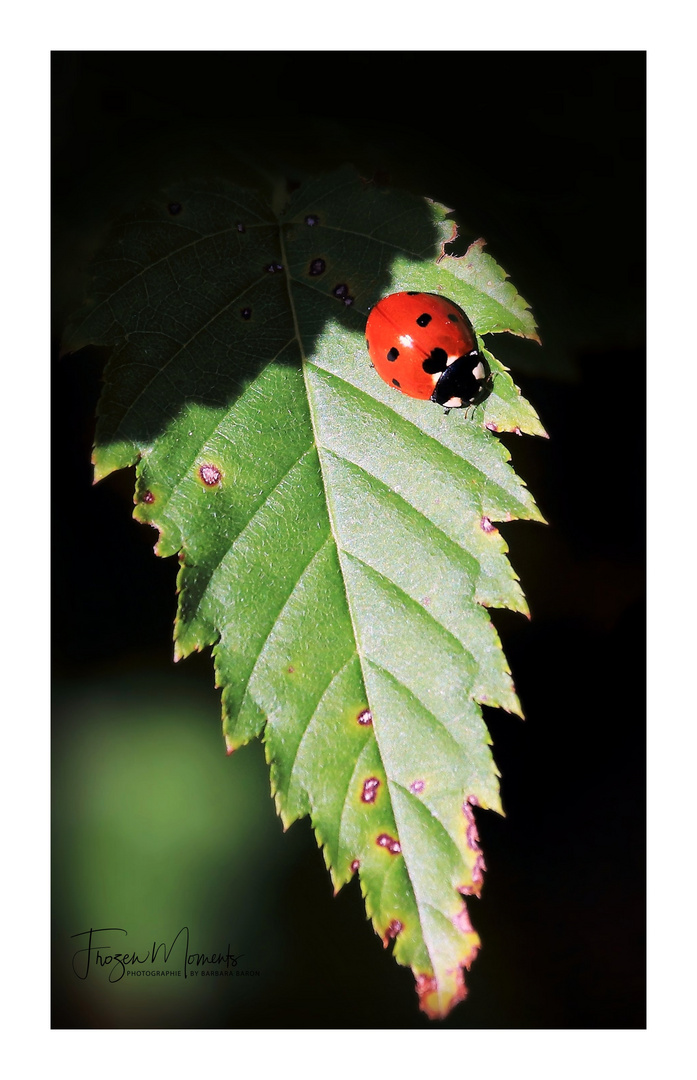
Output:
[416, 312, 432, 327]
[287, 178, 301, 193]
[168, 202, 182, 215]
[343, 295, 354, 306]
[513, 427, 523, 436]
[199, 463, 222, 487]
[485, 421, 499, 432]
[387, 347, 399, 362]
[309, 258, 326, 276]
[480, 516, 496, 533]
[265, 263, 284, 273]
[361, 778, 380, 804]
[241, 307, 252, 320]
[385, 919, 403, 941]
[357, 709, 372, 726]
[236, 222, 246, 233]
[377, 833, 401, 855]
[287, 666, 295, 674]
[305, 214, 319, 226]
[141, 490, 155, 504]
[351, 859, 360, 872]
[422, 347, 448, 374]
[333, 284, 348, 298]
[392, 378, 400, 388]
[409, 779, 425, 794]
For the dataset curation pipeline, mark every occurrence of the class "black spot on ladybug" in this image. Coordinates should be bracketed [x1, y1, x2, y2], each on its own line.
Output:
[377, 833, 401, 855]
[333, 284, 349, 298]
[416, 312, 432, 327]
[361, 778, 380, 804]
[357, 709, 372, 726]
[392, 378, 400, 388]
[422, 348, 448, 374]
[385, 919, 403, 941]
[386, 347, 399, 362]
[168, 202, 182, 215]
[309, 258, 326, 276]
[241, 307, 252, 320]
[305, 214, 319, 226]
[141, 490, 155, 504]
[199, 463, 222, 487]
[447, 312, 459, 322]
[480, 516, 496, 533]
[236, 222, 246, 233]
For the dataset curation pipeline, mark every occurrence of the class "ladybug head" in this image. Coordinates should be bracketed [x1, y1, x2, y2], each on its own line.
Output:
[431, 351, 492, 410]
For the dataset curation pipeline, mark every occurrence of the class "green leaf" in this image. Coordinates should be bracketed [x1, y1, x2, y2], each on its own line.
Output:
[63, 166, 546, 1019]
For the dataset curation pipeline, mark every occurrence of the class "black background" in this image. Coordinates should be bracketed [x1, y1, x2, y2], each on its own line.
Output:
[52, 51, 645, 1028]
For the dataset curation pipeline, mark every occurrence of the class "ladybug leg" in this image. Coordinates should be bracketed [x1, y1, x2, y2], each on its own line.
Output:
[442, 407, 451, 416]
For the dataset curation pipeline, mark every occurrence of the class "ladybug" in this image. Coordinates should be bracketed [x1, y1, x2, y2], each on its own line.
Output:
[365, 292, 491, 410]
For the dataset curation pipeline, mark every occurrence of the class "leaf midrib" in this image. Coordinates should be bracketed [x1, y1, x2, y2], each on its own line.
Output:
[279, 215, 459, 985]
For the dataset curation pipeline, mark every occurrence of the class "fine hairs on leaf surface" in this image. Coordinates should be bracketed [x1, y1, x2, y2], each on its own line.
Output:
[63, 166, 547, 1019]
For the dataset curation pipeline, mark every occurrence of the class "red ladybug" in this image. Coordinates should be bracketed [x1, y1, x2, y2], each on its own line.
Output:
[365, 292, 490, 410]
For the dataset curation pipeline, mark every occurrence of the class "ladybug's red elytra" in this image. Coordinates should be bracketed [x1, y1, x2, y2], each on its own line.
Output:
[365, 292, 491, 410]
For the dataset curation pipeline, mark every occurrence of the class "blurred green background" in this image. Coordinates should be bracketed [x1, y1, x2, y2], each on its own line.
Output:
[52, 51, 645, 1028]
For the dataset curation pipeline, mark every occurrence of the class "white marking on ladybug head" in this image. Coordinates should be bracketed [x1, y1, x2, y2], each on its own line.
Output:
[443, 396, 463, 408]
[472, 361, 485, 381]
[446, 355, 458, 366]
[399, 334, 414, 347]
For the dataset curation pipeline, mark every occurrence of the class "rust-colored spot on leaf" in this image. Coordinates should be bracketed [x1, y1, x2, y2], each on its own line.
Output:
[485, 421, 499, 432]
[350, 859, 360, 873]
[409, 779, 425, 795]
[141, 490, 155, 504]
[480, 516, 496, 533]
[199, 463, 222, 487]
[357, 708, 372, 726]
[287, 666, 295, 674]
[376, 833, 401, 855]
[361, 777, 380, 804]
[384, 919, 403, 944]
[461, 796, 487, 896]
